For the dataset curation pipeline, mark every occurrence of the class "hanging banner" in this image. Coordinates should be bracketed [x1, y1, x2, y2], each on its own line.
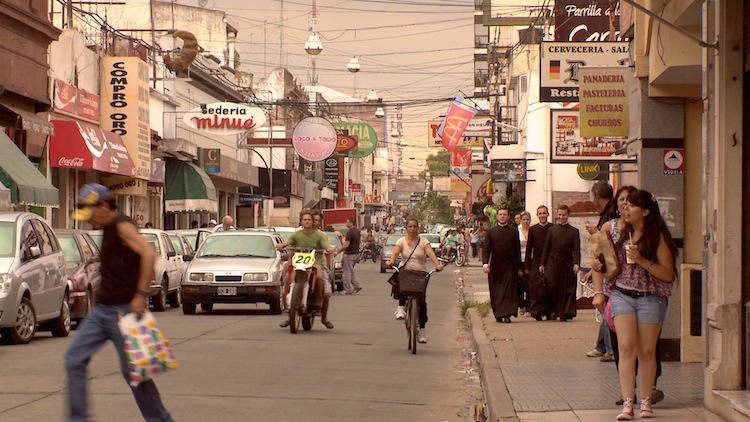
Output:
[292, 117, 337, 162]
[539, 42, 630, 102]
[491, 159, 527, 183]
[579, 66, 631, 138]
[450, 149, 472, 192]
[438, 94, 478, 152]
[332, 122, 376, 158]
[100, 57, 151, 180]
[550, 109, 633, 163]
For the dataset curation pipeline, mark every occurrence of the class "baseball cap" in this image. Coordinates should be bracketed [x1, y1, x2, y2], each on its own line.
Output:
[73, 183, 111, 221]
[209, 219, 217, 225]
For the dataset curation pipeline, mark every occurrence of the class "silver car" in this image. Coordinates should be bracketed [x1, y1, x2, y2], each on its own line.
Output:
[139, 229, 183, 312]
[181, 231, 285, 315]
[0, 213, 70, 344]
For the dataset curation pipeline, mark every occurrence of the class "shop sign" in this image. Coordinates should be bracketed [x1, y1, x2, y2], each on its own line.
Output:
[450, 149, 472, 192]
[324, 156, 339, 191]
[335, 134, 358, 154]
[579, 66, 631, 138]
[663, 149, 684, 175]
[576, 162, 601, 180]
[183, 102, 266, 135]
[350, 183, 362, 193]
[432, 176, 451, 192]
[550, 109, 633, 163]
[293, 117, 337, 162]
[199, 148, 221, 173]
[53, 79, 99, 123]
[539, 42, 629, 102]
[473, 174, 496, 202]
[554, 0, 624, 42]
[491, 159, 526, 183]
[333, 122, 376, 158]
[100, 57, 151, 180]
[100, 175, 148, 196]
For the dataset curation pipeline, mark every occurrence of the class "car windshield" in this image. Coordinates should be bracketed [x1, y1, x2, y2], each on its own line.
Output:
[57, 234, 83, 263]
[278, 231, 294, 242]
[0, 222, 15, 257]
[326, 233, 342, 249]
[332, 225, 349, 237]
[140, 234, 161, 254]
[197, 235, 276, 258]
[423, 235, 441, 244]
[385, 234, 402, 246]
[184, 234, 197, 246]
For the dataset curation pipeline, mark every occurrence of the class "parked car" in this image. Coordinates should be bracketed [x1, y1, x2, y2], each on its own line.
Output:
[167, 232, 195, 285]
[181, 231, 285, 315]
[380, 233, 404, 273]
[0, 213, 71, 344]
[139, 229, 183, 312]
[422, 234, 442, 254]
[87, 230, 102, 248]
[324, 232, 344, 291]
[167, 229, 210, 252]
[55, 229, 101, 325]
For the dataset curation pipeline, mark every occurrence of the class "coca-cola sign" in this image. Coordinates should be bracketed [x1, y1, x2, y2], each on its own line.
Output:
[58, 157, 85, 167]
[183, 102, 267, 135]
[53, 79, 100, 123]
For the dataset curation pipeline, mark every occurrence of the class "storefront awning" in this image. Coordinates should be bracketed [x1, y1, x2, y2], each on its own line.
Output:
[50, 120, 136, 177]
[0, 103, 55, 136]
[165, 159, 218, 213]
[0, 132, 58, 206]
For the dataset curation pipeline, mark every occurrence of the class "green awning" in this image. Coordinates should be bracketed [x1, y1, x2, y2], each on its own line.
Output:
[0, 131, 58, 207]
[164, 159, 218, 213]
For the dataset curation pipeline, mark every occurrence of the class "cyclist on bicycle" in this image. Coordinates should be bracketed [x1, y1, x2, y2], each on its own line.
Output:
[278, 209, 336, 329]
[385, 216, 443, 344]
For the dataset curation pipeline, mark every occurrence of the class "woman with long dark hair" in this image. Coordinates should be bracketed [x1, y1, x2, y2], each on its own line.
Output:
[600, 190, 676, 420]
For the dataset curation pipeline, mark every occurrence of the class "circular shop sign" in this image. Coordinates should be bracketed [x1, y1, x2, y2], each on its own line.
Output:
[292, 117, 337, 162]
[576, 162, 601, 180]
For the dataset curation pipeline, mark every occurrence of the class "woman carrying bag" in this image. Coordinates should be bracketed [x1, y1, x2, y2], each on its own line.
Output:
[386, 216, 443, 344]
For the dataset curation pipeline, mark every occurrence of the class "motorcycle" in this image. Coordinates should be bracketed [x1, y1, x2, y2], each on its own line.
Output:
[285, 248, 324, 333]
[443, 244, 467, 267]
[359, 244, 379, 263]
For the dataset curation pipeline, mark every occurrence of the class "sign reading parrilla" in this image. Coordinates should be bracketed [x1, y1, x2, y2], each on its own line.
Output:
[183, 102, 266, 135]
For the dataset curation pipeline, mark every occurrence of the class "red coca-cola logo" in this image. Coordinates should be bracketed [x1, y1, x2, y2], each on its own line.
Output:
[58, 157, 85, 167]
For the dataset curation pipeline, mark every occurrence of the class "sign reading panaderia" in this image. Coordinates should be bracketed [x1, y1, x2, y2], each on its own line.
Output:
[539, 42, 629, 102]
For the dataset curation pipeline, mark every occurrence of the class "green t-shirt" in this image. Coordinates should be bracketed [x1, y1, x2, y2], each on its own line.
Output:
[287, 229, 330, 266]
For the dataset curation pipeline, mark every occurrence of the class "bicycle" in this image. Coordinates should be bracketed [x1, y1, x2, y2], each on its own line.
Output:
[391, 265, 440, 355]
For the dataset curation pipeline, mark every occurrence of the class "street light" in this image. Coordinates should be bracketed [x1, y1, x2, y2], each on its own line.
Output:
[374, 107, 384, 118]
[304, 32, 323, 55]
[347, 56, 360, 73]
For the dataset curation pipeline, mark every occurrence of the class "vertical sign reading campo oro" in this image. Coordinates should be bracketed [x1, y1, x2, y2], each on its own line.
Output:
[100, 57, 151, 180]
[579, 66, 631, 138]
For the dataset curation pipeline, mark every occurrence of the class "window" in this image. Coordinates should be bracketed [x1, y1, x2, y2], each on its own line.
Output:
[77, 234, 94, 261]
[169, 235, 184, 255]
[30, 220, 53, 256]
[162, 234, 176, 256]
[83, 234, 100, 255]
[20, 222, 38, 261]
[141, 234, 161, 254]
[58, 234, 83, 264]
[0, 222, 15, 257]
[42, 222, 60, 252]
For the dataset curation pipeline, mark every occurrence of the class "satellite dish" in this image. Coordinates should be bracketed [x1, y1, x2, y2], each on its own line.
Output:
[198, 0, 208, 7]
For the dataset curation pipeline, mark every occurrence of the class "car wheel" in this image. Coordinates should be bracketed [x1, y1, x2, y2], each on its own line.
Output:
[200, 302, 213, 312]
[269, 293, 282, 315]
[182, 302, 196, 315]
[51, 292, 72, 337]
[153, 278, 168, 312]
[0, 297, 37, 344]
[169, 288, 182, 308]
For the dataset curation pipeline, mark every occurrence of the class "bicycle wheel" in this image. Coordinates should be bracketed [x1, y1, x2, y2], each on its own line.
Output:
[410, 298, 419, 354]
[405, 297, 412, 350]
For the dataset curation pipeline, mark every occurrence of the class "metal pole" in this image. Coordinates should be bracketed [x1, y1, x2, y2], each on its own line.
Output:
[619, 0, 718, 49]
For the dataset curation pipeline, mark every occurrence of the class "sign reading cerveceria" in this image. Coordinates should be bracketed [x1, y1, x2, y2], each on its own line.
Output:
[183, 102, 266, 135]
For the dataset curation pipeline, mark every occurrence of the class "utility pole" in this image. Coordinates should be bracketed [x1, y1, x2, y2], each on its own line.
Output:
[279, 0, 284, 66]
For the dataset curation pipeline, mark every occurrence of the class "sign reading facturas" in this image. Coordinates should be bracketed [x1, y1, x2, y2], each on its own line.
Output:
[579, 66, 631, 138]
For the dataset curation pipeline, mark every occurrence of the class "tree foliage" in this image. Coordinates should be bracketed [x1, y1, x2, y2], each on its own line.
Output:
[418, 150, 450, 179]
[408, 191, 454, 224]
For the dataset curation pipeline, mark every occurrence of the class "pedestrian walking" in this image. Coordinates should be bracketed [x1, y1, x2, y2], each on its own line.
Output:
[525, 205, 552, 320]
[470, 227, 480, 258]
[482, 207, 522, 323]
[540, 204, 581, 321]
[592, 190, 676, 420]
[386, 216, 443, 343]
[584, 181, 618, 361]
[517, 211, 531, 316]
[339, 218, 362, 294]
[64, 184, 173, 422]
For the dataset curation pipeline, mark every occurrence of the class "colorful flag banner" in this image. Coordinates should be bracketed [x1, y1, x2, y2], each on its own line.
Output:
[437, 94, 477, 152]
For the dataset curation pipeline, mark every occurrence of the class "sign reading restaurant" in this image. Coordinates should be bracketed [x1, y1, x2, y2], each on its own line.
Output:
[539, 42, 629, 102]
[183, 102, 266, 136]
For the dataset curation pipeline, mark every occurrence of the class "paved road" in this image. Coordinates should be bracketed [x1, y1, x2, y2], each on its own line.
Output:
[0, 261, 479, 421]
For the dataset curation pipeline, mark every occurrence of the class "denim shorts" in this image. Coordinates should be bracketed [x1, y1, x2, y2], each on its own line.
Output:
[610, 288, 668, 324]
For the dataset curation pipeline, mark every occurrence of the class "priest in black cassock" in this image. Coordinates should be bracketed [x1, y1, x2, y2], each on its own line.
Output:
[524, 205, 552, 321]
[540, 204, 580, 321]
[482, 207, 522, 323]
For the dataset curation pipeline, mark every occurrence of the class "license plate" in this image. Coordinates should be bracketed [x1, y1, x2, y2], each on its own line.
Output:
[217, 287, 237, 296]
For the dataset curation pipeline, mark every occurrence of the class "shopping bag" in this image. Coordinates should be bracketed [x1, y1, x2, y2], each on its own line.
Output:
[118, 311, 178, 386]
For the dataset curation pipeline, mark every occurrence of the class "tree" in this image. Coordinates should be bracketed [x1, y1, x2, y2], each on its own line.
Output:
[408, 191, 454, 224]
[418, 150, 450, 180]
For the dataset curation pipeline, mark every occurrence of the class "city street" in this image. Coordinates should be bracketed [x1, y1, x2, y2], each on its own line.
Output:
[0, 262, 481, 421]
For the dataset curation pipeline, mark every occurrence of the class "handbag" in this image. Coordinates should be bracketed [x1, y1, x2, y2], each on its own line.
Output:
[118, 311, 178, 387]
[605, 299, 616, 332]
[386, 236, 420, 296]
[590, 229, 620, 280]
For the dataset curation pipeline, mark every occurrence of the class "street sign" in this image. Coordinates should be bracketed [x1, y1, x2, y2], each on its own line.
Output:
[576, 162, 601, 180]
[663, 149, 684, 175]
[324, 156, 339, 191]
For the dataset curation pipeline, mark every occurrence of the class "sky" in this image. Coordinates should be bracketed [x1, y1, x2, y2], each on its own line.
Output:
[178, 0, 477, 175]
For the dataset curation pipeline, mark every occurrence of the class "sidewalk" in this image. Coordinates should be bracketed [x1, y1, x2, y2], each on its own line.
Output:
[458, 265, 721, 422]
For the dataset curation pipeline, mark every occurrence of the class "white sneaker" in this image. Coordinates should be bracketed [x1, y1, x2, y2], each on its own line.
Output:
[395, 306, 406, 320]
[418, 328, 427, 343]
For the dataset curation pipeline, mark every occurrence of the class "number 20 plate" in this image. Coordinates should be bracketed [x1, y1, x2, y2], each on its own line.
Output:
[217, 287, 237, 296]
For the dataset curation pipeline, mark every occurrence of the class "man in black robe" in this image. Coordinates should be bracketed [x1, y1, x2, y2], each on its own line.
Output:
[482, 207, 521, 323]
[524, 205, 552, 321]
[540, 204, 580, 321]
